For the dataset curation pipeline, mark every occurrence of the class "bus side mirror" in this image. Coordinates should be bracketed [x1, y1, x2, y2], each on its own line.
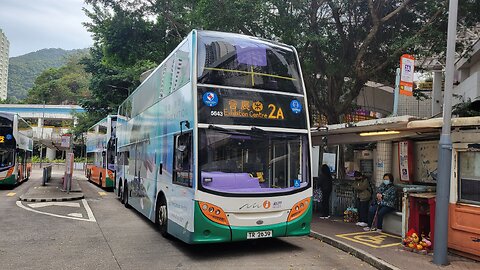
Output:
[179, 120, 190, 135]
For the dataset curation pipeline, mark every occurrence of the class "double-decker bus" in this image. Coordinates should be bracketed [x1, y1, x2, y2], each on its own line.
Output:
[116, 30, 312, 243]
[85, 115, 117, 188]
[0, 112, 33, 186]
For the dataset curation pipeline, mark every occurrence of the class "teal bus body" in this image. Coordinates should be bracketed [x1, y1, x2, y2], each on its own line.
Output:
[0, 112, 33, 186]
[116, 30, 312, 244]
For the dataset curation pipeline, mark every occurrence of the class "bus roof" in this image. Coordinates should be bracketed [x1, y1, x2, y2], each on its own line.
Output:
[0, 111, 16, 122]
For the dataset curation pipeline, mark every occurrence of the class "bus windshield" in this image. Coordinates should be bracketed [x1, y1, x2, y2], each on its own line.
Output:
[0, 149, 14, 168]
[199, 128, 309, 195]
[197, 32, 303, 94]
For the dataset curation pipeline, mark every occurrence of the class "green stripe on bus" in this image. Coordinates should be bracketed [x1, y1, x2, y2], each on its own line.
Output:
[105, 177, 114, 188]
[191, 202, 231, 243]
[0, 175, 17, 185]
[285, 200, 312, 237]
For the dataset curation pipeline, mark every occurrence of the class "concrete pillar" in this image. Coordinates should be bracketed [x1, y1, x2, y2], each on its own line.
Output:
[432, 71, 443, 117]
[37, 118, 44, 138]
[46, 148, 56, 161]
[375, 141, 393, 187]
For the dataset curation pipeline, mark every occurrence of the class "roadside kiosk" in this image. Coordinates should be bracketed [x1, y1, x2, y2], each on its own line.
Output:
[312, 116, 480, 260]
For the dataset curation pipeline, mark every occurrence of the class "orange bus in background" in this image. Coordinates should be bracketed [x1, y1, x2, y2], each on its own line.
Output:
[85, 115, 117, 189]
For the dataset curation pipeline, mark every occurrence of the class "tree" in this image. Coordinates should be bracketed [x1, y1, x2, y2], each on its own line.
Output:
[24, 53, 91, 105]
[80, 0, 191, 124]
[83, 0, 479, 125]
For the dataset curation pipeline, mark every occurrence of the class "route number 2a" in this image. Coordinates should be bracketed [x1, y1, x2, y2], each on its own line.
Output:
[268, 104, 284, 120]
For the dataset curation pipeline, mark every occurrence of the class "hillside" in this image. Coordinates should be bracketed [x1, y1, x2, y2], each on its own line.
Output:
[7, 48, 89, 101]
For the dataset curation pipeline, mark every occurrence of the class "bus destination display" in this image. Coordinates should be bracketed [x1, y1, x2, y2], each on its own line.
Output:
[198, 87, 307, 129]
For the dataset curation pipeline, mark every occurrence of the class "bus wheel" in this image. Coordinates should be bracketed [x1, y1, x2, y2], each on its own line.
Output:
[123, 183, 130, 208]
[119, 181, 124, 203]
[156, 195, 168, 237]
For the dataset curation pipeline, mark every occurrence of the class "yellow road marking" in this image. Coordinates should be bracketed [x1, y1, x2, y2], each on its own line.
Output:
[7, 192, 16, 197]
[98, 192, 107, 196]
[336, 231, 402, 249]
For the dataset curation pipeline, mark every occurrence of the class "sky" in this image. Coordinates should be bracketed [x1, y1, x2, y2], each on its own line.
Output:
[0, 0, 93, 57]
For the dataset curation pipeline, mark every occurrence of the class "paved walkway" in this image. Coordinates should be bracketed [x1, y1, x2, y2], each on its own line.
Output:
[310, 214, 479, 270]
[19, 168, 84, 202]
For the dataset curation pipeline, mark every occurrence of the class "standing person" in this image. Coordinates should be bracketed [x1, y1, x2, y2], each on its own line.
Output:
[364, 173, 397, 232]
[319, 164, 333, 219]
[352, 171, 371, 227]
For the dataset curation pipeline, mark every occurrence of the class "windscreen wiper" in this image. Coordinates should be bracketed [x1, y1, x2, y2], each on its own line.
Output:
[208, 124, 229, 132]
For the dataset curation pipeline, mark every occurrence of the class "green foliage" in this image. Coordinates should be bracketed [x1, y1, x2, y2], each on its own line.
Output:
[81, 0, 479, 125]
[24, 53, 91, 105]
[7, 48, 89, 101]
[452, 99, 480, 117]
[31, 156, 50, 163]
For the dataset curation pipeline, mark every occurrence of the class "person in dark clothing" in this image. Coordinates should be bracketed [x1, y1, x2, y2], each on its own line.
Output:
[364, 173, 397, 232]
[352, 171, 371, 227]
[319, 164, 333, 218]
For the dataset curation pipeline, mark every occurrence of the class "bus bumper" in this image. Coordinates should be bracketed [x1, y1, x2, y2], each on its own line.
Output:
[105, 177, 115, 188]
[188, 201, 312, 244]
[0, 175, 17, 185]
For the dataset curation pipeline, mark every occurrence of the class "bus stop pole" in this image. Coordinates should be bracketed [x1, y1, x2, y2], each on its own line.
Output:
[392, 68, 400, 116]
[433, 0, 458, 265]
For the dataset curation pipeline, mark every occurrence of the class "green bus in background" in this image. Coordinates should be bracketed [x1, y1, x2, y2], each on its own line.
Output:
[0, 112, 33, 186]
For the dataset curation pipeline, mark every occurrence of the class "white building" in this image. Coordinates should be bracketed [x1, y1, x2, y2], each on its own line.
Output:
[455, 39, 480, 106]
[0, 29, 9, 100]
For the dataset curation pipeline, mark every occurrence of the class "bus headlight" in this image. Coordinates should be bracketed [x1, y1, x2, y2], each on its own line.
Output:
[198, 201, 229, 226]
[287, 198, 311, 222]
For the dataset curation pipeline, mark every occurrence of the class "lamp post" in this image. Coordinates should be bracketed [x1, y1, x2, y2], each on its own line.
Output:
[433, 0, 458, 265]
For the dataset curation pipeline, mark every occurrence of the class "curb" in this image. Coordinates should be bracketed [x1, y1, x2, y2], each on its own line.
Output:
[18, 194, 84, 202]
[310, 230, 401, 270]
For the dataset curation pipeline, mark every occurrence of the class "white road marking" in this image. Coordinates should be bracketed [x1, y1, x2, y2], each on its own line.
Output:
[68, 213, 83, 218]
[16, 199, 96, 222]
[6, 192, 16, 197]
[82, 199, 97, 222]
[28, 202, 80, 208]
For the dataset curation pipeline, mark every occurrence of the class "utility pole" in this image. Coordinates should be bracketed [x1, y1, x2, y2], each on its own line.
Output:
[433, 0, 458, 265]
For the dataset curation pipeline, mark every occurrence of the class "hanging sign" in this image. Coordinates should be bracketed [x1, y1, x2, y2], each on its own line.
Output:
[400, 54, 415, 96]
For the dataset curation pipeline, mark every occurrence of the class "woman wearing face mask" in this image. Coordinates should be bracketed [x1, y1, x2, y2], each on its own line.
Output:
[364, 173, 397, 232]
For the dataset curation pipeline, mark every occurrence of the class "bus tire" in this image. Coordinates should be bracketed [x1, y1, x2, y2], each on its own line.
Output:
[124, 183, 130, 208]
[156, 194, 168, 237]
[119, 180, 124, 203]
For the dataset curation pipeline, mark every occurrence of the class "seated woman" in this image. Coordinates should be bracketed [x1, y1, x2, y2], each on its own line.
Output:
[364, 173, 397, 232]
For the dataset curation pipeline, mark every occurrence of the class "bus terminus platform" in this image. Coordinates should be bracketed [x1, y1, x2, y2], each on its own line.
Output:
[115, 30, 313, 244]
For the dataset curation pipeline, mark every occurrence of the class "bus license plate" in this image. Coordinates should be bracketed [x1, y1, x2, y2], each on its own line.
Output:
[247, 230, 272, 239]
